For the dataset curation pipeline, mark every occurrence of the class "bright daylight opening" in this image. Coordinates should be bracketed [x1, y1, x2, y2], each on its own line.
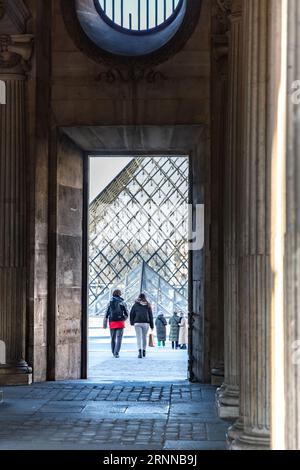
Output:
[97, 0, 181, 31]
[88, 155, 189, 382]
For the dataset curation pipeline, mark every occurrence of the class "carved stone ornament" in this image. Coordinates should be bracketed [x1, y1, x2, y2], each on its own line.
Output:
[216, 0, 232, 31]
[96, 67, 167, 84]
[0, 33, 33, 70]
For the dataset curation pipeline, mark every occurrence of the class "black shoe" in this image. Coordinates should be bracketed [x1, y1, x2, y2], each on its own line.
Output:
[138, 350, 142, 359]
[114, 353, 119, 358]
[143, 350, 146, 357]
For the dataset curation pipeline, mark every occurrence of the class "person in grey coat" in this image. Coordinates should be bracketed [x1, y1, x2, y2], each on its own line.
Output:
[169, 311, 181, 349]
[155, 313, 167, 347]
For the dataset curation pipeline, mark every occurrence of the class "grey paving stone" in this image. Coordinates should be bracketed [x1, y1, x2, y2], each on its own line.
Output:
[206, 422, 229, 441]
[0, 381, 226, 450]
[164, 440, 226, 450]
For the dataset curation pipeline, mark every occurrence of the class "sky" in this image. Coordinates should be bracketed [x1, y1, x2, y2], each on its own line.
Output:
[98, 0, 180, 30]
[89, 157, 133, 202]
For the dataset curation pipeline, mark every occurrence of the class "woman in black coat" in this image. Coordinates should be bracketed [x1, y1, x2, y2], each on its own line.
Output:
[130, 293, 154, 359]
[155, 314, 167, 347]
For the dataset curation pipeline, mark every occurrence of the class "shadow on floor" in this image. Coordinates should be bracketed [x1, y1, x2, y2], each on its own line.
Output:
[0, 381, 228, 450]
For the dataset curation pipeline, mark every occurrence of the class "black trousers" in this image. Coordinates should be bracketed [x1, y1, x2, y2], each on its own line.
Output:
[172, 341, 179, 349]
[110, 328, 124, 355]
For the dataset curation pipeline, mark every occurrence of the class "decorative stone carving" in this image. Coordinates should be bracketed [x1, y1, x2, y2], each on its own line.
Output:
[0, 33, 33, 70]
[95, 67, 167, 84]
[216, 0, 232, 29]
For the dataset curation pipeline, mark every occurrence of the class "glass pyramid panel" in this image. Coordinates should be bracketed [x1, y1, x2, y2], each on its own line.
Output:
[89, 262, 188, 319]
[89, 156, 189, 312]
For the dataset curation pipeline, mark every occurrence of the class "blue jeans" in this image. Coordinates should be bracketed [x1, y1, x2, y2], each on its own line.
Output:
[110, 328, 124, 355]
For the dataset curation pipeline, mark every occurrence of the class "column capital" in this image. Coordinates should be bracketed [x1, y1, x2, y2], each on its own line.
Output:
[231, 0, 242, 17]
[0, 33, 33, 72]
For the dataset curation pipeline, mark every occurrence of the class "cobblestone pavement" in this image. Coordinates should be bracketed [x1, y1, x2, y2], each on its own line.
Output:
[0, 381, 228, 450]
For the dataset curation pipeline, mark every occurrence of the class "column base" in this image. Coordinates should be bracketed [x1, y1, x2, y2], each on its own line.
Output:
[0, 364, 32, 386]
[231, 429, 270, 450]
[226, 417, 244, 448]
[211, 363, 224, 386]
[216, 384, 240, 419]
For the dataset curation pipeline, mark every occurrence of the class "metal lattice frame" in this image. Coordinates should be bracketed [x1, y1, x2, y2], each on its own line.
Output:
[89, 156, 188, 309]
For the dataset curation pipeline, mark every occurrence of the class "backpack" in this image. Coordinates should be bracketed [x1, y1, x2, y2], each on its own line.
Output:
[109, 300, 127, 322]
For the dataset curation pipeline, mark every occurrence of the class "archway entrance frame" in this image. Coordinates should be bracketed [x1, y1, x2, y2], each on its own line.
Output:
[48, 125, 208, 382]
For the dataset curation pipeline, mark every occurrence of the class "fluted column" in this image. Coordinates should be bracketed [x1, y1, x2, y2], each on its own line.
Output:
[216, 0, 242, 421]
[282, 0, 300, 450]
[0, 34, 33, 385]
[231, 0, 271, 449]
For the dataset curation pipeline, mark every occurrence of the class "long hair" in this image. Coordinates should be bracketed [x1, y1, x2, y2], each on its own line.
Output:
[137, 293, 148, 304]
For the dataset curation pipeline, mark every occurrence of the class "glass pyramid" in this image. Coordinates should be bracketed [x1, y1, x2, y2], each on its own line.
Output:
[90, 261, 188, 318]
[89, 156, 189, 313]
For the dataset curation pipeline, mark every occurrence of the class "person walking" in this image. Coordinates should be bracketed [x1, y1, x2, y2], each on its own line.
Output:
[130, 293, 154, 358]
[169, 311, 181, 349]
[104, 289, 128, 358]
[179, 311, 188, 349]
[155, 313, 167, 347]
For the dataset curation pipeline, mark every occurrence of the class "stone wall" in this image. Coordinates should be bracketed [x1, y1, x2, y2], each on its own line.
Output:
[3, 0, 215, 382]
[48, 133, 84, 381]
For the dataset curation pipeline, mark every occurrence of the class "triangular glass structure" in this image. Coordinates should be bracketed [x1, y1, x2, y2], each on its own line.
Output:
[90, 261, 188, 318]
[89, 156, 189, 314]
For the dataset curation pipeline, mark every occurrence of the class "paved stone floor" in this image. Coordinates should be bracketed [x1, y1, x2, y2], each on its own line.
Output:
[88, 322, 188, 381]
[0, 381, 228, 450]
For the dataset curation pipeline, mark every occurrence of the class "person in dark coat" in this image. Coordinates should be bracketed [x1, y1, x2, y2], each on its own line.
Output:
[130, 293, 154, 358]
[169, 311, 181, 349]
[104, 289, 128, 358]
[155, 313, 167, 347]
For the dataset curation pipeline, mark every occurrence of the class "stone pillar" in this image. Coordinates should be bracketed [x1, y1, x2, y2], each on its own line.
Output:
[0, 34, 33, 385]
[230, 0, 271, 449]
[282, 0, 300, 451]
[216, 0, 242, 420]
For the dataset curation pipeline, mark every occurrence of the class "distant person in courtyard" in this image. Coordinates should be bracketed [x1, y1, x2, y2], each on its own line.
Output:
[155, 313, 167, 347]
[130, 293, 154, 359]
[179, 311, 188, 350]
[169, 311, 181, 349]
[104, 289, 128, 358]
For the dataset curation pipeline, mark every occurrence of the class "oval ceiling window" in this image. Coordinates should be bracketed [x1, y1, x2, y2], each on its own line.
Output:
[62, 0, 202, 66]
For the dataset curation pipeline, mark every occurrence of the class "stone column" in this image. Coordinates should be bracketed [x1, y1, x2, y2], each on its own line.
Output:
[0, 34, 33, 385]
[230, 0, 271, 450]
[282, 0, 300, 451]
[216, 0, 242, 420]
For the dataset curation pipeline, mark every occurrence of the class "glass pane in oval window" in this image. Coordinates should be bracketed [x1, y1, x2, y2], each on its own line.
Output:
[97, 0, 181, 32]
